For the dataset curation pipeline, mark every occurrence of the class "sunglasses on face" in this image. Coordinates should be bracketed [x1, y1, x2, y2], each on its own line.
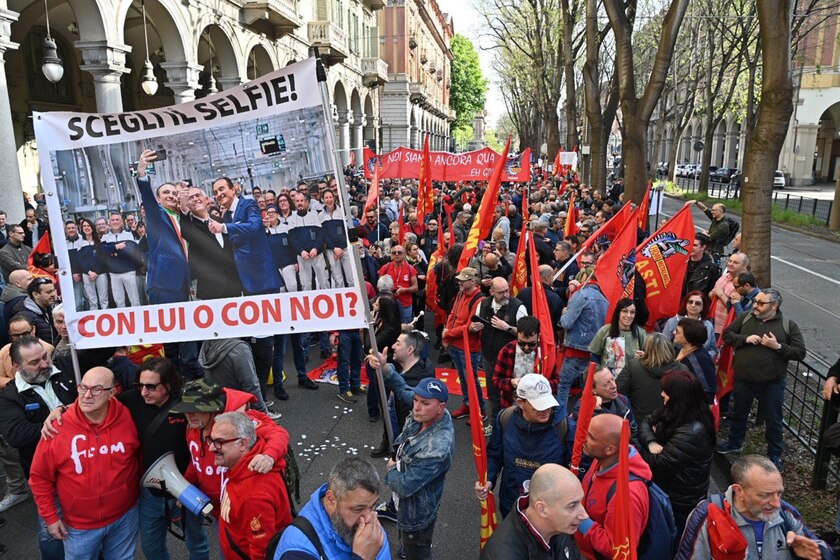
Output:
[518, 340, 538, 349]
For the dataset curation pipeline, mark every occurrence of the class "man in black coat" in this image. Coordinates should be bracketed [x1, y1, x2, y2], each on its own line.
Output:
[480, 463, 584, 559]
[518, 265, 564, 336]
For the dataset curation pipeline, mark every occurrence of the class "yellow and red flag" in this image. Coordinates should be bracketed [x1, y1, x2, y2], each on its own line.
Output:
[637, 180, 653, 233]
[416, 136, 434, 225]
[633, 205, 695, 330]
[610, 418, 638, 560]
[463, 331, 498, 548]
[527, 231, 556, 377]
[456, 137, 511, 270]
[563, 191, 579, 239]
[510, 197, 530, 297]
[570, 362, 597, 473]
[593, 208, 639, 320]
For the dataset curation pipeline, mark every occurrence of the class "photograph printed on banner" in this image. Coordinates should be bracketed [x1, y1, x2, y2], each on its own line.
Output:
[34, 62, 366, 348]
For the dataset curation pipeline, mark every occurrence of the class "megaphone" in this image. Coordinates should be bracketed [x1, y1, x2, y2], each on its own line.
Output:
[143, 452, 213, 518]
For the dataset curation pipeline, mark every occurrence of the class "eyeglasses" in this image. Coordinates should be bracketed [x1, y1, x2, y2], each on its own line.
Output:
[580, 261, 594, 266]
[9, 331, 30, 339]
[78, 384, 114, 396]
[518, 340, 539, 349]
[687, 300, 703, 306]
[134, 382, 161, 391]
[204, 436, 243, 450]
[753, 300, 772, 307]
[391, 250, 404, 255]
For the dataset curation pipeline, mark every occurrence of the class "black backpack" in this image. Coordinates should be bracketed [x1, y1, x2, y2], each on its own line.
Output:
[722, 216, 740, 246]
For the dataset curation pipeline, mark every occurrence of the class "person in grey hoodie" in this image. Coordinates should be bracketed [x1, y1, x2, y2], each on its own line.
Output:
[199, 338, 268, 413]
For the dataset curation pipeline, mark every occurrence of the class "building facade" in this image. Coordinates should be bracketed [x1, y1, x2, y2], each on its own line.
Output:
[377, 0, 454, 152]
[0, 0, 403, 221]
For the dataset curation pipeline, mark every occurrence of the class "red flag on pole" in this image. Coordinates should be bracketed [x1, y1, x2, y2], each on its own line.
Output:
[578, 202, 635, 261]
[463, 331, 498, 548]
[553, 150, 562, 177]
[715, 306, 738, 399]
[634, 205, 696, 330]
[592, 208, 640, 320]
[563, 191, 579, 239]
[457, 137, 511, 270]
[417, 136, 434, 225]
[364, 156, 381, 215]
[362, 147, 376, 180]
[570, 362, 597, 473]
[527, 231, 556, 377]
[397, 202, 406, 245]
[510, 196, 530, 297]
[610, 418, 638, 560]
[637, 180, 653, 233]
[28, 233, 52, 268]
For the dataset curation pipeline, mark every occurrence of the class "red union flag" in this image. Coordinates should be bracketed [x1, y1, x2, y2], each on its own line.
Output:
[578, 202, 634, 260]
[634, 206, 695, 330]
[527, 231, 555, 377]
[593, 208, 639, 320]
[610, 418, 638, 560]
[570, 362, 597, 473]
[510, 197, 530, 297]
[416, 136, 434, 224]
[637, 180, 653, 233]
[563, 191, 579, 239]
[363, 153, 381, 215]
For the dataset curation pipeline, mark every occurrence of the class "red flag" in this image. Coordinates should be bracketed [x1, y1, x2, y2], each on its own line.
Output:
[425, 251, 444, 327]
[363, 156, 381, 215]
[593, 208, 640, 320]
[397, 203, 406, 245]
[553, 150, 562, 177]
[637, 180, 653, 233]
[463, 331, 498, 547]
[570, 362, 597, 472]
[28, 233, 52, 268]
[610, 418, 638, 560]
[510, 197, 530, 297]
[563, 191, 579, 239]
[578, 203, 634, 260]
[416, 136, 434, 225]
[527, 232, 556, 377]
[438, 208, 449, 254]
[716, 306, 738, 399]
[362, 147, 377, 180]
[457, 137, 511, 270]
[634, 206, 696, 330]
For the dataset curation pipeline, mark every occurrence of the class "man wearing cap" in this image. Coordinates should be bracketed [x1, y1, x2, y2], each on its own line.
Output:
[480, 464, 585, 559]
[443, 266, 486, 421]
[377, 367, 455, 560]
[476, 374, 574, 518]
[171, 380, 290, 517]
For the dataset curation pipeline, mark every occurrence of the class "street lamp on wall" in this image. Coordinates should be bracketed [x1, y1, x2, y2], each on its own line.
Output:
[140, 0, 158, 96]
[41, 0, 64, 83]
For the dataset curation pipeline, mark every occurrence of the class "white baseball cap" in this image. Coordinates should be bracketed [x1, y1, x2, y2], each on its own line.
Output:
[516, 374, 560, 411]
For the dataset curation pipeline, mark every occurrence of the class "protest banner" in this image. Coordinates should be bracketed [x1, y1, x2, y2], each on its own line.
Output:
[363, 146, 531, 182]
[34, 58, 367, 349]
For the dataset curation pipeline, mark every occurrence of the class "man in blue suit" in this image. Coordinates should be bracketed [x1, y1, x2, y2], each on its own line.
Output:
[207, 178, 281, 295]
[135, 149, 190, 304]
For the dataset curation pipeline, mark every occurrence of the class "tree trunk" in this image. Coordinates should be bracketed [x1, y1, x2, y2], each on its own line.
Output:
[742, 0, 794, 285]
[561, 0, 579, 151]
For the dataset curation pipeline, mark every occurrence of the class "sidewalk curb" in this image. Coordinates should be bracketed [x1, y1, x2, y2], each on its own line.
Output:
[664, 193, 840, 245]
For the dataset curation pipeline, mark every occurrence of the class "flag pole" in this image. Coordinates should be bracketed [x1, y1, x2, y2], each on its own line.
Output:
[314, 49, 394, 449]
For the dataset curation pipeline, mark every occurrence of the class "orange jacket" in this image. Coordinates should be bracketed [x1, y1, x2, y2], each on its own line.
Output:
[443, 286, 483, 351]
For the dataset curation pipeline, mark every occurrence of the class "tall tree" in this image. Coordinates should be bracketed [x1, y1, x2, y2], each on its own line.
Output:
[741, 1, 794, 284]
[450, 34, 489, 133]
[603, 0, 690, 203]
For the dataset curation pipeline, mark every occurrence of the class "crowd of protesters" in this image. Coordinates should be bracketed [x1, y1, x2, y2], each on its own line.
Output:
[0, 158, 833, 560]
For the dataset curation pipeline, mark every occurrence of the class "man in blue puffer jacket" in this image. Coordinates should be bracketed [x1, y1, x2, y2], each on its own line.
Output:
[275, 457, 390, 560]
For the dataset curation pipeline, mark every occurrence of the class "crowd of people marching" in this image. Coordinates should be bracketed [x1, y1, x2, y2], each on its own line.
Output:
[0, 159, 836, 560]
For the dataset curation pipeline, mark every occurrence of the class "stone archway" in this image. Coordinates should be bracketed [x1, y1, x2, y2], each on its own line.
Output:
[333, 80, 349, 165]
[815, 102, 840, 181]
[245, 41, 277, 80]
[195, 22, 240, 96]
[350, 88, 363, 167]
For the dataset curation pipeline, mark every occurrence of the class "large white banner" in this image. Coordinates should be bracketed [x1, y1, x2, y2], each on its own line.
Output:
[34, 58, 367, 349]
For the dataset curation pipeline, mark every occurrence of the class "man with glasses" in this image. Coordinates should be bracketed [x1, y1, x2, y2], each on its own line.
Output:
[379, 245, 418, 324]
[477, 278, 527, 422]
[729, 271, 760, 314]
[419, 219, 439, 261]
[210, 412, 292, 560]
[0, 224, 30, 283]
[0, 315, 53, 382]
[11, 277, 58, 346]
[718, 289, 806, 472]
[30, 366, 140, 559]
[492, 317, 557, 410]
[358, 209, 389, 245]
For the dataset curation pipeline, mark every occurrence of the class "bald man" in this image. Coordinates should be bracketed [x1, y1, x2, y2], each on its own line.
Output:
[30, 367, 142, 558]
[480, 464, 586, 559]
[476, 277, 526, 420]
[577, 414, 652, 559]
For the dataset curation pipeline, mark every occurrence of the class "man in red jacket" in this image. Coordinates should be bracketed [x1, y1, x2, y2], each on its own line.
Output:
[171, 379, 289, 514]
[442, 266, 486, 420]
[211, 411, 292, 560]
[577, 413, 651, 559]
[30, 366, 142, 559]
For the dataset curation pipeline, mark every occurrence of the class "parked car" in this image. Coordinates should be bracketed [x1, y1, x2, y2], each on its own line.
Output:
[675, 164, 687, 177]
[774, 170, 785, 188]
[711, 167, 739, 183]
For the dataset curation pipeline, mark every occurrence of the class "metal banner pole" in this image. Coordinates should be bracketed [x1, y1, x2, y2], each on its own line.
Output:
[313, 50, 395, 449]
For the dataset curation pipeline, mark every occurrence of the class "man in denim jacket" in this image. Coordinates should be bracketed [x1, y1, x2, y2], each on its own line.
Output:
[376, 361, 455, 560]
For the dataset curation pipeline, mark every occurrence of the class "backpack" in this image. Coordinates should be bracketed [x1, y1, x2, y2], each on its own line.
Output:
[498, 406, 569, 442]
[603, 474, 677, 560]
[263, 515, 326, 560]
[722, 216, 739, 246]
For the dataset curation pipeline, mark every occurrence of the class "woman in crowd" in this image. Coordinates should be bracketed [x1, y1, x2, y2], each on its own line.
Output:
[638, 369, 716, 537]
[77, 217, 108, 310]
[405, 241, 427, 318]
[616, 333, 687, 421]
[588, 298, 647, 376]
[674, 318, 717, 403]
[661, 290, 717, 358]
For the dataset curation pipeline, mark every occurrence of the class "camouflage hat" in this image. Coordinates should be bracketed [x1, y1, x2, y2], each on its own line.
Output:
[170, 379, 226, 413]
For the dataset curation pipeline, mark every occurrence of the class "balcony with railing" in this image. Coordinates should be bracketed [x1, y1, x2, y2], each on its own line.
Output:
[361, 57, 388, 86]
[361, 0, 386, 10]
[308, 21, 349, 65]
[241, 0, 300, 35]
[409, 82, 428, 105]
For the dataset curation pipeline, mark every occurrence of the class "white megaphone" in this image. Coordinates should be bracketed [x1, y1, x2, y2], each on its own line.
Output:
[143, 452, 214, 518]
